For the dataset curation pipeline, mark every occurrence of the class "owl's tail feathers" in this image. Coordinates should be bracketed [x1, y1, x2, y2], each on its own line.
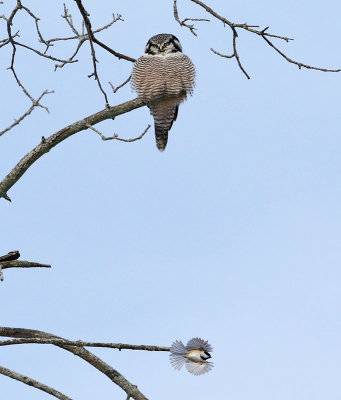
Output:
[150, 104, 179, 152]
[155, 126, 169, 152]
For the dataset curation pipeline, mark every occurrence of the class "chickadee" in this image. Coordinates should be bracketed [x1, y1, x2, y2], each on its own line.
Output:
[169, 337, 213, 376]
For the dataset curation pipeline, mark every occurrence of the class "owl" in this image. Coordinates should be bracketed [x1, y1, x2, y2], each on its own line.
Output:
[169, 337, 214, 376]
[131, 33, 196, 151]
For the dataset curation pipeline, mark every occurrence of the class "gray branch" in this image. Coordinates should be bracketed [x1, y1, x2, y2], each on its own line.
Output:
[174, 0, 341, 77]
[0, 338, 170, 352]
[0, 97, 146, 202]
[0, 92, 185, 202]
[0, 365, 72, 400]
[0, 327, 148, 400]
[0, 260, 51, 282]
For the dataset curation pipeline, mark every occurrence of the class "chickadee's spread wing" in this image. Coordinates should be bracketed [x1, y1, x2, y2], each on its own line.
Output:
[170, 340, 187, 355]
[185, 360, 214, 376]
[170, 353, 187, 370]
[186, 337, 213, 352]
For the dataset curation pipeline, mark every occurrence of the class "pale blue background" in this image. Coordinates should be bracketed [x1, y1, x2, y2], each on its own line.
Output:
[1, 0, 341, 399]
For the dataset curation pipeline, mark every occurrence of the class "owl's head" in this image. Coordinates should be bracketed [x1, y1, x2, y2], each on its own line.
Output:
[145, 33, 182, 55]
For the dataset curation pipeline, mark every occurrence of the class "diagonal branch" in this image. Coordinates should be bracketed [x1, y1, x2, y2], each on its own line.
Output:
[0, 97, 146, 202]
[0, 327, 148, 400]
[0, 92, 184, 202]
[0, 365, 72, 400]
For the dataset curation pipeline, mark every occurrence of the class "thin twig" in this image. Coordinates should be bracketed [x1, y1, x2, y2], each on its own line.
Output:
[173, 0, 209, 36]
[0, 366, 72, 400]
[87, 123, 151, 142]
[13, 40, 78, 64]
[74, 0, 109, 105]
[0, 91, 53, 137]
[109, 75, 131, 94]
[262, 34, 341, 72]
[0, 338, 170, 351]
[174, 0, 340, 77]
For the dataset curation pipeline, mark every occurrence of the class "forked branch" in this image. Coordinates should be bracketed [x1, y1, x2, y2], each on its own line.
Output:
[0, 327, 150, 400]
[174, 0, 341, 78]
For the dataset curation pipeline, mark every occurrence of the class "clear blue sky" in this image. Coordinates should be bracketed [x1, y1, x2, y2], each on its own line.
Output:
[1, 0, 341, 399]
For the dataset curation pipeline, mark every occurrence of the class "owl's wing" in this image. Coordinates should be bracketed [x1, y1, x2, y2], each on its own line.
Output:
[186, 337, 213, 352]
[185, 360, 214, 376]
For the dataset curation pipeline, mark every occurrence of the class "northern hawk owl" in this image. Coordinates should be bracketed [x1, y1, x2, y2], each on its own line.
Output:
[131, 33, 195, 151]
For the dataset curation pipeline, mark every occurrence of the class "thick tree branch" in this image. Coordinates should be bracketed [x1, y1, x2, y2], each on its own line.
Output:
[0, 259, 51, 282]
[0, 250, 20, 262]
[0, 97, 146, 202]
[0, 92, 185, 202]
[0, 327, 148, 400]
[0, 365, 72, 400]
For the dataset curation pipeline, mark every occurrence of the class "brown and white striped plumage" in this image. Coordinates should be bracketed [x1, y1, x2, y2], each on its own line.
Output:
[131, 33, 195, 151]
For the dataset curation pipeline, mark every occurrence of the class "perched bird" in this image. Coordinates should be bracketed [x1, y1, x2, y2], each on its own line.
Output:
[169, 337, 213, 376]
[131, 33, 196, 151]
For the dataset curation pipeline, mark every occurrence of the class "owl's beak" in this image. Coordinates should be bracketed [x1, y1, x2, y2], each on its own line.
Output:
[159, 44, 164, 52]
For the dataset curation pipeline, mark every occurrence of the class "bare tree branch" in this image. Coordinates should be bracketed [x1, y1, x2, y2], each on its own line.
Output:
[73, 0, 135, 63]
[0, 260, 51, 282]
[109, 75, 131, 94]
[173, 1, 209, 36]
[0, 365, 72, 400]
[0, 2, 133, 134]
[0, 327, 148, 400]
[88, 123, 151, 142]
[0, 91, 185, 202]
[74, 0, 110, 105]
[0, 250, 20, 262]
[174, 0, 341, 78]
[0, 337, 170, 352]
[0, 97, 146, 202]
[0, 90, 53, 137]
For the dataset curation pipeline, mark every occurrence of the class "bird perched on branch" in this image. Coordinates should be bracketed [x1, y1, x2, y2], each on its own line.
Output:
[169, 337, 213, 376]
[131, 33, 195, 151]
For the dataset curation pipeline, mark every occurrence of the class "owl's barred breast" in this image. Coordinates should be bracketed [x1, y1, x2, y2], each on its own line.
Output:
[131, 53, 196, 101]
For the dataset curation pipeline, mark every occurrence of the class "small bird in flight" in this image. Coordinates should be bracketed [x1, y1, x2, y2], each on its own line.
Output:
[169, 337, 213, 376]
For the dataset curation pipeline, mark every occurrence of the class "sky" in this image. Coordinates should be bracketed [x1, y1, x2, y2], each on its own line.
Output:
[1, 0, 341, 399]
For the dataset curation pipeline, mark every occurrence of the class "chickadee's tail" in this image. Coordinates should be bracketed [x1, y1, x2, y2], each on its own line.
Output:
[169, 340, 187, 370]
